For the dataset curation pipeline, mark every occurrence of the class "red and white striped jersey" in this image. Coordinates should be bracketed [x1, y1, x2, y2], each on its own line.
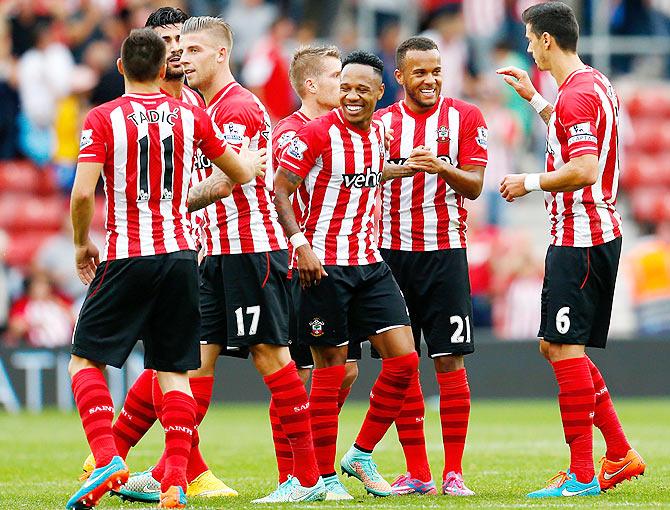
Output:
[545, 66, 622, 247]
[78, 92, 228, 261]
[162, 85, 207, 247]
[376, 97, 488, 251]
[198, 81, 287, 255]
[272, 109, 311, 269]
[278, 109, 386, 266]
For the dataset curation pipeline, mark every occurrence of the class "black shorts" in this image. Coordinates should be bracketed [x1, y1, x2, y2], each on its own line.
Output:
[72, 251, 200, 372]
[200, 250, 290, 357]
[379, 248, 475, 357]
[298, 262, 410, 347]
[539, 237, 622, 348]
[288, 275, 362, 368]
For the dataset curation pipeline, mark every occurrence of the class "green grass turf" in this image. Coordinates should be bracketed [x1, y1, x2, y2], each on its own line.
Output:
[0, 398, 668, 509]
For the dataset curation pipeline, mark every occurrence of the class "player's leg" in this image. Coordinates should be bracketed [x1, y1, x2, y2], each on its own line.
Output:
[66, 257, 158, 508]
[527, 245, 599, 498]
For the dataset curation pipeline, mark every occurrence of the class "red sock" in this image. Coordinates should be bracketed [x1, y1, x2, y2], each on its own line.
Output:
[552, 357, 595, 483]
[186, 376, 214, 482]
[437, 368, 470, 478]
[160, 390, 197, 492]
[264, 361, 319, 487]
[355, 352, 419, 451]
[586, 356, 631, 460]
[270, 399, 293, 483]
[395, 370, 431, 482]
[112, 369, 157, 459]
[150, 375, 167, 482]
[337, 387, 351, 413]
[72, 368, 118, 467]
[310, 365, 346, 476]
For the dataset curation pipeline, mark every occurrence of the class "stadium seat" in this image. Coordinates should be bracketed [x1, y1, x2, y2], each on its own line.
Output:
[4, 231, 48, 268]
[0, 193, 66, 232]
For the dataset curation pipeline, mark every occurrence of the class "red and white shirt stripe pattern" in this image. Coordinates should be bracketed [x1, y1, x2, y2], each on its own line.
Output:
[278, 109, 386, 266]
[545, 66, 622, 247]
[272, 109, 311, 268]
[162, 85, 207, 246]
[198, 81, 287, 255]
[376, 97, 488, 251]
[78, 92, 228, 261]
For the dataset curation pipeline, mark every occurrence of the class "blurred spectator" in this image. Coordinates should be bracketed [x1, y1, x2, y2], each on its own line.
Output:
[0, 230, 25, 334]
[0, 3, 20, 160]
[627, 221, 670, 335]
[242, 16, 297, 122]
[223, 0, 278, 71]
[6, 271, 74, 348]
[377, 21, 402, 109]
[491, 232, 544, 339]
[463, 0, 506, 75]
[17, 17, 74, 166]
[421, 7, 472, 99]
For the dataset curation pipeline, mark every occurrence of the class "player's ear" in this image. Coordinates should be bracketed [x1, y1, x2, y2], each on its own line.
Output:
[158, 63, 167, 80]
[377, 82, 385, 101]
[542, 32, 551, 49]
[217, 46, 228, 64]
[116, 58, 124, 76]
[394, 68, 403, 86]
[305, 78, 317, 94]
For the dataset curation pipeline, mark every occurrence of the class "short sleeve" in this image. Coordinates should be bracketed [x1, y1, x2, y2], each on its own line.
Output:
[77, 109, 108, 163]
[272, 127, 297, 169]
[458, 105, 488, 167]
[278, 120, 326, 179]
[218, 102, 267, 154]
[558, 88, 599, 159]
[194, 107, 228, 161]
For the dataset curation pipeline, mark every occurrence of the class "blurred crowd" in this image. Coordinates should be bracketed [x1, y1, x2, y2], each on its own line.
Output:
[1, 0, 670, 347]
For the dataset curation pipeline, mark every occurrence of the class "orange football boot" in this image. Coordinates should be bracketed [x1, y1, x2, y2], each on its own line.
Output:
[598, 449, 646, 491]
[158, 485, 187, 508]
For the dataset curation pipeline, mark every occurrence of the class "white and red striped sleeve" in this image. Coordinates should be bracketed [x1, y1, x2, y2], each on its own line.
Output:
[278, 120, 327, 179]
[557, 87, 600, 159]
[193, 107, 228, 161]
[78, 108, 108, 163]
[458, 104, 489, 167]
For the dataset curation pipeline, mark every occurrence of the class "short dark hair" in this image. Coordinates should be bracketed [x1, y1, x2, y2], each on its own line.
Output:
[395, 36, 438, 69]
[342, 50, 383, 77]
[522, 1, 579, 53]
[145, 7, 189, 28]
[121, 28, 166, 82]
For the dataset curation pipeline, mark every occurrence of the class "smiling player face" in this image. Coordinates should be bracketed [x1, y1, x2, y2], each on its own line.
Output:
[397, 48, 442, 111]
[339, 63, 384, 130]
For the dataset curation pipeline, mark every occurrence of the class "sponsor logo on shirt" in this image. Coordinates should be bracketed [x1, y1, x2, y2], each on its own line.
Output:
[343, 169, 382, 188]
[223, 122, 246, 144]
[287, 137, 308, 160]
[475, 126, 488, 149]
[79, 129, 93, 150]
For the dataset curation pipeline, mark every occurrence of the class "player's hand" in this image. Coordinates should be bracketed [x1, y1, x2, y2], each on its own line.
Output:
[75, 239, 100, 285]
[384, 128, 394, 151]
[496, 66, 538, 102]
[238, 137, 267, 180]
[296, 244, 328, 289]
[499, 174, 529, 202]
[406, 146, 444, 174]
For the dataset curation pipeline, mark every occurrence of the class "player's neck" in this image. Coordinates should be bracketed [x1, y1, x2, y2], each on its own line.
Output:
[299, 99, 332, 120]
[550, 53, 586, 87]
[201, 68, 235, 106]
[160, 79, 183, 99]
[402, 97, 438, 116]
[125, 80, 162, 95]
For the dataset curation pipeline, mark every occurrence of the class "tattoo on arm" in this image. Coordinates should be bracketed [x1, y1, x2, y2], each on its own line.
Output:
[539, 105, 554, 126]
[187, 173, 231, 212]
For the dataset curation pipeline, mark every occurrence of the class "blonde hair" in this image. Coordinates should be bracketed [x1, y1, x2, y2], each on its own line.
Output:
[289, 45, 341, 97]
[181, 16, 234, 51]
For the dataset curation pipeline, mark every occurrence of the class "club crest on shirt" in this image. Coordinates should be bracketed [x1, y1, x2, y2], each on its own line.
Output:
[475, 127, 488, 149]
[437, 125, 450, 142]
[287, 137, 308, 160]
[79, 129, 93, 150]
[309, 317, 325, 337]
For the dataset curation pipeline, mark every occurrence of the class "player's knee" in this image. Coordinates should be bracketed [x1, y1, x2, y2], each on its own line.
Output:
[538, 340, 551, 360]
[342, 362, 359, 389]
[434, 354, 464, 373]
[68, 355, 103, 378]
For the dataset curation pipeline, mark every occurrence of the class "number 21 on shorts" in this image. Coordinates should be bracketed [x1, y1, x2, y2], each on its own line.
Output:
[450, 315, 471, 343]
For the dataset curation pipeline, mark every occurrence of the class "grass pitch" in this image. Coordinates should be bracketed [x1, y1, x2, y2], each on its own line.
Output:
[0, 398, 668, 509]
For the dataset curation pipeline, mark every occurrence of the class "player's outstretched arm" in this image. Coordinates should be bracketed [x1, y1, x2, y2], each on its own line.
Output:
[497, 66, 554, 125]
[381, 162, 418, 182]
[187, 170, 234, 213]
[274, 167, 328, 288]
[500, 154, 599, 202]
[70, 162, 102, 285]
